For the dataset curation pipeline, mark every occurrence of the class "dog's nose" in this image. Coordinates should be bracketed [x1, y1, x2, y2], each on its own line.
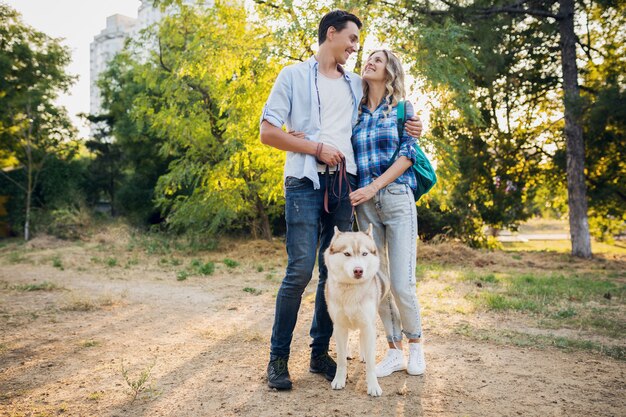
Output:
[353, 267, 363, 278]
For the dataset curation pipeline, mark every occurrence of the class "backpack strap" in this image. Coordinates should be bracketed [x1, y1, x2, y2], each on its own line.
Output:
[389, 100, 406, 162]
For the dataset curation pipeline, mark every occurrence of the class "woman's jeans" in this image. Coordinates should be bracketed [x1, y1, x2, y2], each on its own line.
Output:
[270, 172, 356, 359]
[356, 182, 423, 343]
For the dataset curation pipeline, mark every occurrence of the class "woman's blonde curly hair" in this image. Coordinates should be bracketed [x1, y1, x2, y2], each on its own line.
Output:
[360, 49, 406, 118]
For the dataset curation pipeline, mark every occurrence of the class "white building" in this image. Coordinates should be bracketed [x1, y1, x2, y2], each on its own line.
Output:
[89, 0, 201, 129]
[89, 13, 137, 118]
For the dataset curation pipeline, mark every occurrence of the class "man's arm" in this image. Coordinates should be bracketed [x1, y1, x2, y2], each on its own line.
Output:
[260, 122, 345, 167]
[260, 121, 315, 154]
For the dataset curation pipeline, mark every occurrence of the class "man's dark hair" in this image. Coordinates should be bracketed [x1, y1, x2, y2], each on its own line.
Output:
[318, 10, 362, 45]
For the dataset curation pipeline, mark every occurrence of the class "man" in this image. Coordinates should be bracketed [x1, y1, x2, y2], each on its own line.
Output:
[260, 10, 422, 390]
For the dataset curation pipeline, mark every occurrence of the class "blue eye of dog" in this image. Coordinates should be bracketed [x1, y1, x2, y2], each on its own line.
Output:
[344, 252, 351, 257]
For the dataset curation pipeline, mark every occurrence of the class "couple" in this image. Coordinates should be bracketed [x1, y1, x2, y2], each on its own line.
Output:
[260, 10, 425, 391]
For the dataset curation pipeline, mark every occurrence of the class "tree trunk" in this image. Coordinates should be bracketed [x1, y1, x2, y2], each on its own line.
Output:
[255, 195, 273, 241]
[25, 135, 32, 242]
[558, 0, 592, 258]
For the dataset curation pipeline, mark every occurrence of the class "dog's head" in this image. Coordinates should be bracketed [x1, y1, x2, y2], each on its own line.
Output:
[324, 224, 380, 284]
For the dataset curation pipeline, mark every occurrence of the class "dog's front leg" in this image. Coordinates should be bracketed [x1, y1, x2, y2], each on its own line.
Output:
[331, 326, 348, 390]
[358, 330, 366, 363]
[362, 324, 382, 396]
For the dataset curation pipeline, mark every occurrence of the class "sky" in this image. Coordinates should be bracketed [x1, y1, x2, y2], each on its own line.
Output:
[3, 0, 144, 138]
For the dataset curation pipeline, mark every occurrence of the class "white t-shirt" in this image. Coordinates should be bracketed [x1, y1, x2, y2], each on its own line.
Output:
[317, 72, 357, 175]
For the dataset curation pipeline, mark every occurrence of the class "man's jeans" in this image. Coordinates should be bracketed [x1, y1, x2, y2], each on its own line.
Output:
[270, 172, 356, 359]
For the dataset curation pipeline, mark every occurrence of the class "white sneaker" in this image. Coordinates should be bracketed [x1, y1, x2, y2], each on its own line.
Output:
[375, 349, 406, 378]
[407, 342, 426, 375]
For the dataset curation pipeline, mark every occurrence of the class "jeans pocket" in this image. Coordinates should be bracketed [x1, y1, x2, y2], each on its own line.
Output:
[386, 183, 408, 195]
[285, 176, 311, 190]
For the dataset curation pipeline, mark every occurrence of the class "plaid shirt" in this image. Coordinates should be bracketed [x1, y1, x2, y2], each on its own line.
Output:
[352, 100, 418, 190]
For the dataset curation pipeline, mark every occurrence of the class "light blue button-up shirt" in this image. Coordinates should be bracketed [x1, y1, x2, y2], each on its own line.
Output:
[260, 56, 363, 189]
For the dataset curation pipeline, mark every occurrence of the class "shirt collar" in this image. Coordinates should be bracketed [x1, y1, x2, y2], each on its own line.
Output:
[308, 55, 352, 81]
[362, 96, 391, 114]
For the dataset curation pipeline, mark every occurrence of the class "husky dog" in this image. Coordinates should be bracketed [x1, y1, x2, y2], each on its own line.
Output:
[324, 225, 388, 396]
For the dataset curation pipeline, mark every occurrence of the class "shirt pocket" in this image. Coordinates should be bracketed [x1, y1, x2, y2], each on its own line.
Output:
[376, 116, 396, 130]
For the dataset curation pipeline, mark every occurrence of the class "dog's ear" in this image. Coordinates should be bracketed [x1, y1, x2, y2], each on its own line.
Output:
[333, 226, 341, 237]
[366, 223, 373, 237]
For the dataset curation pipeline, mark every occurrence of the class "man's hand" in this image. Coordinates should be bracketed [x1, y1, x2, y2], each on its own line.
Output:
[405, 115, 423, 138]
[349, 184, 378, 206]
[288, 130, 344, 167]
[318, 143, 344, 167]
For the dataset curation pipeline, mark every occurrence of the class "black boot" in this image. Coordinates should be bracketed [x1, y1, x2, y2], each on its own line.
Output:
[267, 356, 292, 390]
[309, 352, 336, 381]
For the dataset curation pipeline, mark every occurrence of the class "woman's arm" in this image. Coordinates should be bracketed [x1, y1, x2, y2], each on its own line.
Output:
[349, 156, 412, 206]
[349, 101, 418, 206]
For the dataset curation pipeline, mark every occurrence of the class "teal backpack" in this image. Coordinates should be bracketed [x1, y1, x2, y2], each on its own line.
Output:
[389, 100, 437, 201]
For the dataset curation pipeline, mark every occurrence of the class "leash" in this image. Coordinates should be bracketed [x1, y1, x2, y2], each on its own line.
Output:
[323, 157, 354, 216]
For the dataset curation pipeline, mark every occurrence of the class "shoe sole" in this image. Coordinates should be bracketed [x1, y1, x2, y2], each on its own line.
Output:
[407, 368, 426, 376]
[268, 381, 293, 390]
[309, 368, 335, 381]
[376, 366, 406, 378]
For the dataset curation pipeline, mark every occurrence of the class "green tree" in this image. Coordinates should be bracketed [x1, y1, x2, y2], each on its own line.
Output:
[97, 1, 286, 238]
[89, 51, 170, 224]
[387, 0, 623, 257]
[0, 4, 77, 240]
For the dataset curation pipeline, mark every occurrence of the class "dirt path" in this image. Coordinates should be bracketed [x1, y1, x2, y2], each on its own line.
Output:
[0, 237, 624, 416]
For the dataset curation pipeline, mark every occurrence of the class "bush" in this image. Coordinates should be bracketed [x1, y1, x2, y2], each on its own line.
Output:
[0, 155, 91, 238]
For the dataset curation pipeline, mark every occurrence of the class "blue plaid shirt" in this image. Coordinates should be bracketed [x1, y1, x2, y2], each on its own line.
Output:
[352, 100, 418, 190]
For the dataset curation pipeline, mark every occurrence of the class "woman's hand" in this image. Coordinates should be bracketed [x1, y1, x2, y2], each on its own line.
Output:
[350, 184, 378, 206]
[288, 130, 306, 140]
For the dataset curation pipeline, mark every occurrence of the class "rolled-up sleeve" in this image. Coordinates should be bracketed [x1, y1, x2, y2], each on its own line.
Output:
[398, 101, 418, 163]
[260, 68, 291, 129]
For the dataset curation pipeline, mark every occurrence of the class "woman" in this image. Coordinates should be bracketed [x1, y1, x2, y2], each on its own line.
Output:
[349, 49, 426, 377]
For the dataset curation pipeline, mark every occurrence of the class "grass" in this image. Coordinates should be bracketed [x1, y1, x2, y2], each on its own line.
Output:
[120, 358, 158, 403]
[454, 323, 625, 361]
[196, 261, 215, 276]
[223, 258, 239, 268]
[417, 253, 625, 353]
[176, 271, 188, 281]
[462, 271, 625, 335]
[243, 287, 262, 295]
[463, 271, 500, 284]
[129, 231, 218, 256]
[61, 294, 117, 312]
[501, 239, 626, 255]
[80, 339, 100, 348]
[7, 252, 28, 264]
[465, 271, 623, 310]
[52, 256, 64, 270]
[11, 281, 59, 292]
[125, 257, 139, 268]
[62, 296, 98, 312]
[87, 391, 103, 402]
